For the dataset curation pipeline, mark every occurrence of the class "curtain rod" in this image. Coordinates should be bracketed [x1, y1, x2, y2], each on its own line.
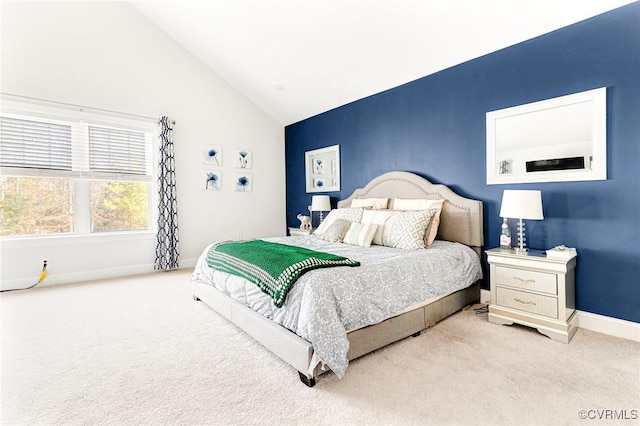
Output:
[1, 92, 175, 124]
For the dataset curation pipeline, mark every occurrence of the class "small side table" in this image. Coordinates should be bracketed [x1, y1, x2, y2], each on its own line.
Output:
[486, 247, 577, 343]
[288, 227, 314, 236]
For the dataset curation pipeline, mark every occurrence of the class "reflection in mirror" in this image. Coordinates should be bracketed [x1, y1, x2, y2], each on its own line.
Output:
[486, 87, 606, 184]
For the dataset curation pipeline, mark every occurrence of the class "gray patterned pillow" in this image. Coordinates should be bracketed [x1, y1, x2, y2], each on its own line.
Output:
[317, 219, 352, 243]
[314, 208, 364, 235]
[389, 210, 435, 249]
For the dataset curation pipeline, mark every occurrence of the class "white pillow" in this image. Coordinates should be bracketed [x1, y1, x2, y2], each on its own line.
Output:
[343, 222, 378, 247]
[313, 208, 364, 235]
[350, 197, 389, 210]
[393, 198, 434, 210]
[361, 210, 400, 246]
[388, 210, 436, 250]
[392, 198, 444, 246]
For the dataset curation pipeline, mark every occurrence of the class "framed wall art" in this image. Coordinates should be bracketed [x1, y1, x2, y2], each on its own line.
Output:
[235, 173, 252, 192]
[202, 145, 222, 166]
[305, 144, 340, 193]
[204, 171, 222, 190]
[234, 149, 252, 169]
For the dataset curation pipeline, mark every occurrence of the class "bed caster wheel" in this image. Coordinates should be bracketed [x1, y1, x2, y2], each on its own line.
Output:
[298, 372, 316, 387]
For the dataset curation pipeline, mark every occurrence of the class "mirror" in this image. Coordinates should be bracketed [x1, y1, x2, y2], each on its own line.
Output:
[305, 144, 340, 193]
[486, 87, 607, 184]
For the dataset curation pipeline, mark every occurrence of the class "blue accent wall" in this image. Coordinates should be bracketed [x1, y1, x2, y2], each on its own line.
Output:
[285, 3, 640, 323]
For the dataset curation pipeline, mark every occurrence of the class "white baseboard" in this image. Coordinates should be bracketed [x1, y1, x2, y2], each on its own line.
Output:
[180, 258, 197, 268]
[577, 310, 640, 342]
[1, 258, 198, 291]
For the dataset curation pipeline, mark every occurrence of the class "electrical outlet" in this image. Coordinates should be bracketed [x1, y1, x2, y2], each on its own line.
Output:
[480, 289, 490, 305]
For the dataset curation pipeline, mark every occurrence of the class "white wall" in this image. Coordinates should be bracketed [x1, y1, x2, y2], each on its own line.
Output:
[0, 1, 285, 289]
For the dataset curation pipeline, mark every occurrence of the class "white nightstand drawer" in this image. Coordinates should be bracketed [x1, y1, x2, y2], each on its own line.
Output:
[486, 248, 577, 343]
[495, 266, 557, 295]
[496, 287, 558, 318]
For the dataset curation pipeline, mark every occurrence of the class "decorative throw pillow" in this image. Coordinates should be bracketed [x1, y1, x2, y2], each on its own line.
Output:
[317, 219, 352, 243]
[350, 197, 389, 210]
[392, 198, 445, 246]
[343, 222, 378, 247]
[424, 200, 444, 246]
[361, 209, 401, 246]
[314, 208, 364, 235]
[388, 210, 436, 250]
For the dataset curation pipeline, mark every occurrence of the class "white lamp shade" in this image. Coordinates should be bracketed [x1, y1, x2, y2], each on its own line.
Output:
[311, 195, 331, 212]
[499, 190, 543, 220]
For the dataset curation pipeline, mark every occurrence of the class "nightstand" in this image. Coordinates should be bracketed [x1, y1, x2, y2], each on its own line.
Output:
[288, 227, 314, 236]
[486, 248, 577, 343]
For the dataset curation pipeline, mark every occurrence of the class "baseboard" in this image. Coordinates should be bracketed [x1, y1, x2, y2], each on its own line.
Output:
[1, 257, 198, 290]
[180, 258, 197, 268]
[577, 310, 640, 342]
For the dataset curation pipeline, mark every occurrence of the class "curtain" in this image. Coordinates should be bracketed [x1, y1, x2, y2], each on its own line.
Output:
[155, 116, 179, 271]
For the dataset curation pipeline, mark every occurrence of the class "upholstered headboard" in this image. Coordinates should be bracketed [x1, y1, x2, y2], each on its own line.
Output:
[337, 171, 484, 251]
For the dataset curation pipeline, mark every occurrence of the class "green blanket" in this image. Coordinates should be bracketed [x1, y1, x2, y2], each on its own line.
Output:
[206, 239, 360, 308]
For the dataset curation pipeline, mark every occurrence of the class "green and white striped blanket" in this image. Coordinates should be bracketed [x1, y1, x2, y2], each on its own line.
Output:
[206, 239, 360, 308]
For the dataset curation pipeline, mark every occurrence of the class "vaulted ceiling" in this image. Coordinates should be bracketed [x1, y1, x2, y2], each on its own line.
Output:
[130, 0, 634, 125]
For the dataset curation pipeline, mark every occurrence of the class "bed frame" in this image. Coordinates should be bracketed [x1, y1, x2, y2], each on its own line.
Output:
[192, 171, 484, 386]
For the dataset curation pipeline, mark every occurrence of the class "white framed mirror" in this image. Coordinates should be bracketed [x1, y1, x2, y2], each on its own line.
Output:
[486, 87, 607, 185]
[305, 144, 340, 193]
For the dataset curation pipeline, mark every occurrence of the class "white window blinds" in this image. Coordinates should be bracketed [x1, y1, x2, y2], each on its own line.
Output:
[0, 116, 72, 171]
[0, 99, 154, 181]
[89, 126, 149, 177]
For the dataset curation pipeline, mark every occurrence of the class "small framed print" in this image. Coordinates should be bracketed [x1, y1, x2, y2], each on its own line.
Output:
[313, 158, 324, 174]
[204, 171, 221, 190]
[203, 145, 222, 166]
[235, 173, 252, 192]
[234, 149, 252, 169]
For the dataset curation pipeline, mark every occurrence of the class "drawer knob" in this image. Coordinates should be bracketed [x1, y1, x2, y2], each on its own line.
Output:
[513, 276, 536, 284]
[514, 297, 536, 306]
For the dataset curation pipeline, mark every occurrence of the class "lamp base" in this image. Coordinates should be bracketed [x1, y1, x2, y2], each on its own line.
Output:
[514, 247, 529, 255]
[514, 218, 528, 255]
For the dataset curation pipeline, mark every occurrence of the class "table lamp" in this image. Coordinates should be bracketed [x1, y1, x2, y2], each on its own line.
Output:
[310, 195, 331, 227]
[499, 190, 544, 255]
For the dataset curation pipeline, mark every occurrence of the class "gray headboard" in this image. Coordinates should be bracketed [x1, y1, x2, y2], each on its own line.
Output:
[337, 171, 484, 251]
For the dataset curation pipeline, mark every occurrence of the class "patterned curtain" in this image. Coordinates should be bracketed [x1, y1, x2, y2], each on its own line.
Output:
[155, 116, 179, 271]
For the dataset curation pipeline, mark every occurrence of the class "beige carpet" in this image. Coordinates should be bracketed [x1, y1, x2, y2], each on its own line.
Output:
[1, 269, 638, 425]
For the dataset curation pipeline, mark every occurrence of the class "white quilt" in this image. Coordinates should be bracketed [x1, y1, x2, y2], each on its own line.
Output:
[192, 236, 482, 378]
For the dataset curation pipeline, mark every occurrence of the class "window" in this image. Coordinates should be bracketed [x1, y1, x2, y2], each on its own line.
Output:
[0, 98, 155, 238]
[0, 176, 74, 235]
[90, 180, 149, 232]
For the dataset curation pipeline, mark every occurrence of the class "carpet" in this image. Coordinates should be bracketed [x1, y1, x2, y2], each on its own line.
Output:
[1, 269, 638, 425]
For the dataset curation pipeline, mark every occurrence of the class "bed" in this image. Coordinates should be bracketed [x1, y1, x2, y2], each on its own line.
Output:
[191, 171, 484, 386]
